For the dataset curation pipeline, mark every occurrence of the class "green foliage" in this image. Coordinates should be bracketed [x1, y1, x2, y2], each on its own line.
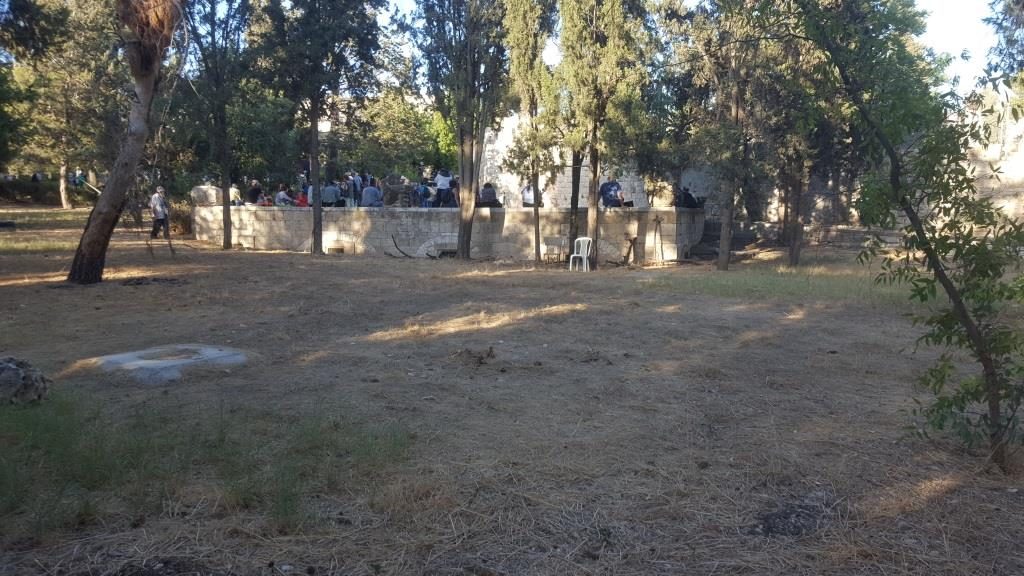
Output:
[8, 0, 124, 177]
[558, 0, 651, 155]
[248, 0, 383, 110]
[427, 111, 458, 170]
[0, 0, 68, 60]
[227, 81, 300, 182]
[344, 89, 440, 178]
[0, 65, 27, 169]
[799, 0, 1024, 464]
[414, 0, 508, 183]
[182, 0, 251, 191]
[0, 178, 95, 205]
[501, 0, 558, 186]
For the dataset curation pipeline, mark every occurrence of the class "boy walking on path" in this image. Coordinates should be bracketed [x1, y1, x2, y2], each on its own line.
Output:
[149, 186, 170, 239]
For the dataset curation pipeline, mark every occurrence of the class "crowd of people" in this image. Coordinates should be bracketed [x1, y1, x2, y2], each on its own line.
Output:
[229, 168, 513, 210]
[224, 168, 702, 210]
[232, 169, 461, 209]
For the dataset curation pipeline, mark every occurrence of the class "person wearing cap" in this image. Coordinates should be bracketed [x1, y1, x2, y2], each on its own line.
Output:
[149, 185, 170, 239]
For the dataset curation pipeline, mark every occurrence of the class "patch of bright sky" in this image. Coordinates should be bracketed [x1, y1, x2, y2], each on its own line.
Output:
[383, 0, 994, 90]
[916, 0, 997, 92]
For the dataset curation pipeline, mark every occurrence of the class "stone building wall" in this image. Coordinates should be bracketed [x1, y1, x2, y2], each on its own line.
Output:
[193, 205, 705, 264]
[478, 114, 648, 209]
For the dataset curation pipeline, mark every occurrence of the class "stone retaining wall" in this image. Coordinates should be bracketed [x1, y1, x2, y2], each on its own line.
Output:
[193, 206, 705, 263]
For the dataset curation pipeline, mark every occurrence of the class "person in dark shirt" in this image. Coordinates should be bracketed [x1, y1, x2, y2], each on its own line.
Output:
[245, 179, 262, 205]
[673, 186, 705, 209]
[600, 178, 623, 208]
[477, 182, 502, 208]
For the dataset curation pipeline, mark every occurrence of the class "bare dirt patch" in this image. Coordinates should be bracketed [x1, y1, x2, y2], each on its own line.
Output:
[1, 216, 1022, 575]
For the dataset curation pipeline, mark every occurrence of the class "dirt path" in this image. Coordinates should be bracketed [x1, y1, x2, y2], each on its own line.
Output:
[1, 231, 1021, 575]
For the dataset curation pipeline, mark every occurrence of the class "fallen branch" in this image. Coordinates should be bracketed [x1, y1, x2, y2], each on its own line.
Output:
[391, 235, 413, 258]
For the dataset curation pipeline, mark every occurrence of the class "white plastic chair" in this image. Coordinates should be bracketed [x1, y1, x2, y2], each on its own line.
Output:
[568, 237, 593, 271]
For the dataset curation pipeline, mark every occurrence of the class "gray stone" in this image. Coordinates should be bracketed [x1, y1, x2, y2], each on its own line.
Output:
[0, 357, 51, 404]
[90, 344, 247, 384]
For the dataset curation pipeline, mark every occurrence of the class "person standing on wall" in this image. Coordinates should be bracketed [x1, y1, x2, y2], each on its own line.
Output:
[521, 183, 543, 208]
[149, 185, 170, 239]
[433, 168, 453, 208]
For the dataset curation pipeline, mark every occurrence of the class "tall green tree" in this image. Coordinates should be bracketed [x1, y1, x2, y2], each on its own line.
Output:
[683, 0, 769, 270]
[186, 0, 250, 249]
[503, 0, 557, 262]
[10, 0, 121, 208]
[629, 2, 706, 201]
[345, 88, 442, 178]
[0, 0, 67, 171]
[988, 0, 1024, 75]
[68, 0, 184, 283]
[797, 0, 1024, 470]
[250, 0, 383, 255]
[559, 0, 650, 269]
[414, 0, 508, 259]
[0, 0, 67, 60]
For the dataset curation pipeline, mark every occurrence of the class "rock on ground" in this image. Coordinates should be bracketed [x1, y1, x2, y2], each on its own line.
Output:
[0, 357, 50, 404]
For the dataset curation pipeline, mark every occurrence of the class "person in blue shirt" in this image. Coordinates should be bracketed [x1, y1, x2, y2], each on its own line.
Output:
[415, 179, 433, 207]
[360, 178, 384, 207]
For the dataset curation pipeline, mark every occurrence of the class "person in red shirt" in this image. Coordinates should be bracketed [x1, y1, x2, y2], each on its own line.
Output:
[295, 190, 309, 207]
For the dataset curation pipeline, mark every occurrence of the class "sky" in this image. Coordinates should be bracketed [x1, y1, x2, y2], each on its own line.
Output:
[385, 0, 998, 90]
[916, 0, 997, 90]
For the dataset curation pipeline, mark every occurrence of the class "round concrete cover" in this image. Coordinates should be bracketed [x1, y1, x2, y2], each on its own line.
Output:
[91, 344, 247, 384]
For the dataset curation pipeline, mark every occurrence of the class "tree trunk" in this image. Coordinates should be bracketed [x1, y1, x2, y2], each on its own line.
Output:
[780, 182, 791, 245]
[717, 184, 733, 271]
[456, 128, 476, 259]
[569, 149, 582, 249]
[739, 142, 757, 222]
[310, 94, 322, 256]
[788, 159, 811, 267]
[67, 42, 159, 284]
[58, 163, 71, 209]
[216, 104, 232, 249]
[586, 127, 600, 270]
[531, 167, 541, 263]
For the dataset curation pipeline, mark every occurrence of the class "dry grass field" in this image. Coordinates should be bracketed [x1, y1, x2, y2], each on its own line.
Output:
[1, 207, 1022, 575]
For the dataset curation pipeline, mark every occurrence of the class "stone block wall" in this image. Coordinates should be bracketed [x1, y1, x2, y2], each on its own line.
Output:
[194, 206, 705, 263]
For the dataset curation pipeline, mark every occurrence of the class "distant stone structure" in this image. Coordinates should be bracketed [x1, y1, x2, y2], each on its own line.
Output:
[478, 114, 648, 208]
[972, 117, 1024, 222]
[194, 205, 705, 263]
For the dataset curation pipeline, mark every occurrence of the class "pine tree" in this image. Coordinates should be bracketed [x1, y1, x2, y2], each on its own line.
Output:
[249, 0, 383, 255]
[503, 0, 556, 262]
[559, 0, 649, 269]
[10, 0, 122, 209]
[414, 0, 508, 259]
[186, 0, 250, 248]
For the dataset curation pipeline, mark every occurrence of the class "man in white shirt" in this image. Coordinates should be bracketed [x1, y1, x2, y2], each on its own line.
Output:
[521, 184, 543, 208]
[149, 186, 170, 239]
[433, 168, 454, 207]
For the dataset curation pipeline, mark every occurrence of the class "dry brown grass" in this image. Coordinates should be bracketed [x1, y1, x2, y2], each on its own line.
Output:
[1, 222, 1022, 575]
